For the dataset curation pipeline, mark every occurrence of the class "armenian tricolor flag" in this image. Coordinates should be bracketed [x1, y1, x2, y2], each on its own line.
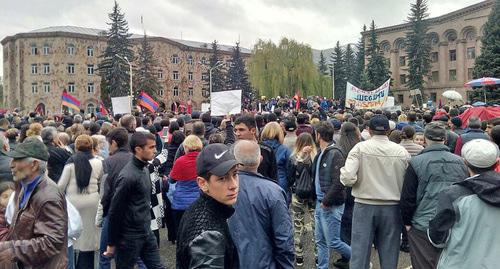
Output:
[137, 91, 159, 113]
[61, 91, 81, 111]
[99, 101, 108, 115]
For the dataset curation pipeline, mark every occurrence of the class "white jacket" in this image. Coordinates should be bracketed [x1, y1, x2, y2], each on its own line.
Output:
[340, 135, 410, 205]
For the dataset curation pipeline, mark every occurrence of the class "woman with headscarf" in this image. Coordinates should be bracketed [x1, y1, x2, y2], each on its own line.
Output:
[58, 134, 103, 269]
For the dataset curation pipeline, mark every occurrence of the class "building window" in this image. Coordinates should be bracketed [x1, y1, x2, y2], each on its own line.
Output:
[86, 103, 95, 114]
[397, 94, 404, 104]
[159, 89, 164, 96]
[449, 50, 456, 62]
[68, 64, 75, 74]
[399, 74, 406, 84]
[431, 52, 438, 63]
[429, 33, 439, 46]
[188, 72, 193, 81]
[465, 30, 476, 41]
[201, 57, 207, 65]
[43, 63, 50, 74]
[173, 86, 179, 96]
[430, 92, 437, 102]
[87, 65, 94, 75]
[188, 87, 193, 96]
[158, 69, 163, 79]
[467, 47, 476, 59]
[202, 73, 208, 80]
[31, 83, 38, 94]
[68, 83, 75, 93]
[31, 45, 38, 55]
[446, 31, 457, 43]
[468, 68, 474, 80]
[87, 83, 95, 93]
[43, 82, 50, 93]
[449, 69, 457, 81]
[67, 45, 75, 55]
[87, 47, 94, 57]
[172, 54, 179, 64]
[31, 64, 38, 74]
[431, 71, 439, 82]
[43, 45, 50, 55]
[173, 71, 179, 80]
[187, 55, 193, 65]
[399, 56, 406, 66]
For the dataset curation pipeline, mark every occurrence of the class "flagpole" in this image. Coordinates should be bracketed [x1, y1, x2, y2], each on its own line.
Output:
[332, 62, 335, 99]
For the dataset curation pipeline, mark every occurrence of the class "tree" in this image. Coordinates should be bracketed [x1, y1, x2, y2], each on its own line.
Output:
[405, 0, 431, 93]
[98, 1, 135, 105]
[226, 42, 252, 107]
[203, 40, 226, 94]
[345, 44, 356, 84]
[330, 41, 347, 99]
[135, 34, 161, 99]
[472, 0, 500, 102]
[318, 51, 329, 75]
[249, 38, 320, 98]
[353, 25, 367, 87]
[366, 20, 391, 90]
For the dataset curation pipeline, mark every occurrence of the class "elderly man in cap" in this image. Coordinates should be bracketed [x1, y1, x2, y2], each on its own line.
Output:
[429, 139, 500, 269]
[0, 139, 68, 268]
[341, 114, 410, 269]
[400, 122, 469, 269]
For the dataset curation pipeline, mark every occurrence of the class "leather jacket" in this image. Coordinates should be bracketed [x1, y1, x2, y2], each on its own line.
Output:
[176, 192, 239, 269]
[0, 175, 68, 269]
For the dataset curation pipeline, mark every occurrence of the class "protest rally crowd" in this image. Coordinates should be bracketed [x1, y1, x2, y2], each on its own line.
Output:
[0, 96, 498, 269]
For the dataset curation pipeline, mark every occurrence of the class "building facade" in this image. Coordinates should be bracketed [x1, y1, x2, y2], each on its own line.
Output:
[363, 0, 494, 108]
[1, 26, 250, 114]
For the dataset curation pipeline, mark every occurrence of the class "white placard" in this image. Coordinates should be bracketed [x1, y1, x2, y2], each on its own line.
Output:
[210, 90, 242, 116]
[383, 96, 395, 107]
[201, 103, 211, 112]
[111, 96, 132, 115]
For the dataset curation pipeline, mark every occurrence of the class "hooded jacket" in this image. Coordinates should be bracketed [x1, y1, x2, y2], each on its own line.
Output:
[428, 171, 500, 269]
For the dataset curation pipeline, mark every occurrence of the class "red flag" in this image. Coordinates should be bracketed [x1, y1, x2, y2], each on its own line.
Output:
[99, 101, 108, 115]
[293, 91, 301, 110]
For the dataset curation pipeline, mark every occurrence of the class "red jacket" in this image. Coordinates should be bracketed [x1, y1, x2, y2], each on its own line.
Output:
[169, 152, 199, 180]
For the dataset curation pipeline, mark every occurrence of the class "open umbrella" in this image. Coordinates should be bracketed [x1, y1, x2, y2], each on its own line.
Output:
[442, 90, 463, 101]
[464, 77, 500, 87]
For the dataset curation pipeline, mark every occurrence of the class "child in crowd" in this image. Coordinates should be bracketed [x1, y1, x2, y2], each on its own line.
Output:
[414, 132, 425, 147]
[0, 182, 15, 241]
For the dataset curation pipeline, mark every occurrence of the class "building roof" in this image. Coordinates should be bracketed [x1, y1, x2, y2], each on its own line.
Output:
[362, 0, 494, 36]
[3, 25, 251, 54]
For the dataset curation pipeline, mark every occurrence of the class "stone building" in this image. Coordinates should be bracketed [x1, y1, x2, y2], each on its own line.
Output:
[363, 0, 494, 107]
[1, 26, 250, 114]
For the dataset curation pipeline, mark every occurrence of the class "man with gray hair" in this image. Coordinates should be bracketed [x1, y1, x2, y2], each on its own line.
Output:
[0, 135, 13, 182]
[0, 139, 68, 268]
[42, 126, 71, 183]
[454, 116, 490, 155]
[228, 140, 295, 269]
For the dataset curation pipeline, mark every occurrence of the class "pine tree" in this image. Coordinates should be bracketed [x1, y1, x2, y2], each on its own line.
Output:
[405, 0, 431, 93]
[366, 20, 391, 90]
[98, 1, 135, 105]
[203, 40, 226, 94]
[330, 41, 347, 99]
[472, 0, 500, 103]
[227, 42, 252, 107]
[345, 44, 356, 84]
[135, 34, 161, 99]
[354, 25, 367, 87]
[318, 51, 329, 75]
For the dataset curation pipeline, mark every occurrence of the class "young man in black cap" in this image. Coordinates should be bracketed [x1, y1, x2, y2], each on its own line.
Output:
[176, 143, 239, 269]
[341, 114, 410, 269]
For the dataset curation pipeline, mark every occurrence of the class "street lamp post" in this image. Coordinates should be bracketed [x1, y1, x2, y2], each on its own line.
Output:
[209, 61, 225, 96]
[115, 54, 133, 98]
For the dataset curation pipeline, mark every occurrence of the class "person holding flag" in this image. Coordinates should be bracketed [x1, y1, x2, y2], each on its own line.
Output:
[137, 91, 159, 113]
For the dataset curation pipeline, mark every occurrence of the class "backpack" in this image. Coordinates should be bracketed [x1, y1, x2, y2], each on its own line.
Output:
[294, 161, 314, 199]
[258, 143, 278, 182]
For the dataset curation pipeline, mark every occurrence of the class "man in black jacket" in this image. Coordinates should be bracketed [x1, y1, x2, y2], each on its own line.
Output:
[104, 132, 163, 269]
[177, 144, 239, 269]
[312, 121, 350, 269]
[41, 126, 71, 183]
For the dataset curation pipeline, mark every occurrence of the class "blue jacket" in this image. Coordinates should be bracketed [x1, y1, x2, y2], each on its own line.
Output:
[172, 180, 199, 210]
[261, 139, 291, 192]
[228, 171, 295, 269]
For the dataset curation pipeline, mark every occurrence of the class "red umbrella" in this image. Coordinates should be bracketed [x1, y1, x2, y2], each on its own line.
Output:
[458, 106, 500, 128]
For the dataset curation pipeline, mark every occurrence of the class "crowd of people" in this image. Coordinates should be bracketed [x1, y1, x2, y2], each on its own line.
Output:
[0, 102, 498, 269]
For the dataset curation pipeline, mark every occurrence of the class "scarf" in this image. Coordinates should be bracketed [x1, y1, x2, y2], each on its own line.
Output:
[66, 150, 93, 193]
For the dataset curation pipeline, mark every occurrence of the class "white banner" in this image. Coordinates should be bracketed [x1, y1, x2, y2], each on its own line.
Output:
[345, 79, 391, 109]
[111, 96, 131, 115]
[211, 90, 242, 116]
[201, 103, 211, 112]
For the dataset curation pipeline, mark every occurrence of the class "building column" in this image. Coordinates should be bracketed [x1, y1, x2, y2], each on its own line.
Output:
[438, 42, 448, 86]
[390, 49, 399, 85]
[456, 39, 467, 83]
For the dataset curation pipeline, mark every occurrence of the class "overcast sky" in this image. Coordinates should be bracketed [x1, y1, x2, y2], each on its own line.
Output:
[0, 0, 481, 73]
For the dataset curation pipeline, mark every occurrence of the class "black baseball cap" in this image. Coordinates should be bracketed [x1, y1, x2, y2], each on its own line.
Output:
[369, 115, 390, 131]
[197, 144, 238, 177]
[424, 122, 446, 141]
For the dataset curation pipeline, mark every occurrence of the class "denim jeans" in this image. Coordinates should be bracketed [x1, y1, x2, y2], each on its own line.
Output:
[99, 216, 111, 269]
[314, 202, 351, 269]
[68, 245, 75, 269]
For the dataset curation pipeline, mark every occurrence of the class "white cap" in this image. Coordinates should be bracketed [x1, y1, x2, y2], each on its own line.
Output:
[462, 139, 499, 168]
[389, 120, 396, 131]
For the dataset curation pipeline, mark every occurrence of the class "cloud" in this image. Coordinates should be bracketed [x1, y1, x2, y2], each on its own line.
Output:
[0, 0, 483, 72]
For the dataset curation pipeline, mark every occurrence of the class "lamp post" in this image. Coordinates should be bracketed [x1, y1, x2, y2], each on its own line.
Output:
[115, 54, 133, 98]
[209, 61, 225, 96]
